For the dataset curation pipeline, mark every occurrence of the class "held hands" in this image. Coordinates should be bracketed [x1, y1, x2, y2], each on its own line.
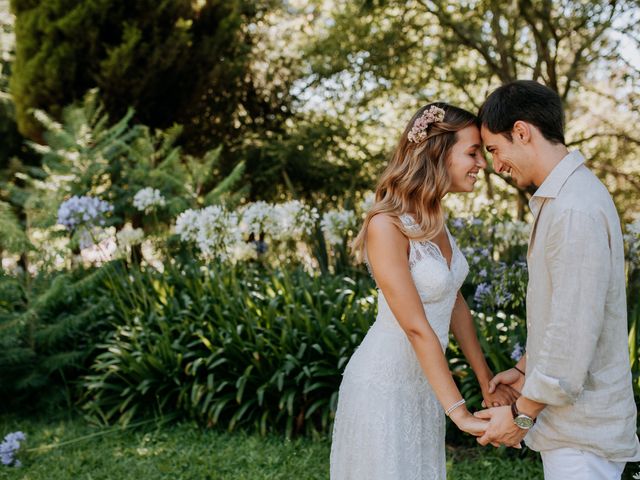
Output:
[488, 368, 525, 396]
[474, 406, 526, 449]
[481, 382, 520, 408]
[449, 407, 489, 437]
[474, 368, 528, 449]
[447, 366, 528, 439]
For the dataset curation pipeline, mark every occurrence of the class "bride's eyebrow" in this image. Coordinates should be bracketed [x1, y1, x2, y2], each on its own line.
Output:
[467, 143, 481, 150]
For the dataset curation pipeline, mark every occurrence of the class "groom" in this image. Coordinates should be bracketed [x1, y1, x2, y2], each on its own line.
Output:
[474, 80, 640, 479]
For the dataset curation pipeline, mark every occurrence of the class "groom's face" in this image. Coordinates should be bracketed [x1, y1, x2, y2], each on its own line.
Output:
[480, 126, 532, 188]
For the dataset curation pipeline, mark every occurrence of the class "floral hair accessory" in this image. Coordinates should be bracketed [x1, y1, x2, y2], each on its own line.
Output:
[407, 105, 446, 143]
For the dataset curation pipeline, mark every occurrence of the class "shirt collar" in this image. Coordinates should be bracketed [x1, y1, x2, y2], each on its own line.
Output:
[531, 150, 585, 200]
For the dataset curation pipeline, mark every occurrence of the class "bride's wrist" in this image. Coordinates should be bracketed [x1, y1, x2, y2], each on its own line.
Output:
[475, 367, 493, 387]
[448, 405, 470, 425]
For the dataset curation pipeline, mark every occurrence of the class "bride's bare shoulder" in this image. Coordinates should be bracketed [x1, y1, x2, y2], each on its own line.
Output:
[367, 213, 407, 244]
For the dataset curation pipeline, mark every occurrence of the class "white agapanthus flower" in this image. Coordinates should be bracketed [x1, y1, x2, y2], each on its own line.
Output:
[174, 209, 201, 242]
[195, 205, 242, 261]
[74, 226, 117, 264]
[240, 201, 280, 238]
[77, 227, 100, 250]
[493, 220, 531, 247]
[239, 200, 319, 242]
[321, 209, 358, 246]
[133, 187, 166, 212]
[116, 225, 144, 247]
[272, 200, 319, 240]
[175, 206, 244, 260]
[231, 241, 258, 262]
[358, 191, 375, 215]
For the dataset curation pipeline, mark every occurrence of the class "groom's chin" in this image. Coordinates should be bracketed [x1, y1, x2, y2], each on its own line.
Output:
[511, 175, 528, 188]
[515, 178, 533, 189]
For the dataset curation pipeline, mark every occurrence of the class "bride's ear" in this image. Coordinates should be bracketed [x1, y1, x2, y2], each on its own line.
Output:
[512, 121, 531, 144]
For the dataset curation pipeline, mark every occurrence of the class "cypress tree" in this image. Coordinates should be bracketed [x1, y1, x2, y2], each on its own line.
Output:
[9, 0, 262, 153]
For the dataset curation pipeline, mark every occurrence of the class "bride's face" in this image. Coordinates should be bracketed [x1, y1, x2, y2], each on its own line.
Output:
[446, 125, 486, 193]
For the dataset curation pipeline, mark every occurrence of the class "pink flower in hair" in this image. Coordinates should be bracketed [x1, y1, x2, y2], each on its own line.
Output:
[407, 105, 446, 143]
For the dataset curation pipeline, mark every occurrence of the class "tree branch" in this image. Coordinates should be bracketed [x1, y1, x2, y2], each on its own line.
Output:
[590, 161, 640, 191]
[418, 0, 512, 82]
[567, 132, 640, 147]
[518, 0, 559, 92]
[561, 3, 619, 101]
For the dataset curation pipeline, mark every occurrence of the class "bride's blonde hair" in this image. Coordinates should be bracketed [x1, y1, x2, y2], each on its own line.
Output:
[352, 102, 477, 261]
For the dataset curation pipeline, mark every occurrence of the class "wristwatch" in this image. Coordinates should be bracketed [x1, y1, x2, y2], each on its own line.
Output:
[511, 402, 535, 430]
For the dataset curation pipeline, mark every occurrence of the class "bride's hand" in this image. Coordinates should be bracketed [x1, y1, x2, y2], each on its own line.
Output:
[449, 408, 488, 436]
[488, 368, 525, 395]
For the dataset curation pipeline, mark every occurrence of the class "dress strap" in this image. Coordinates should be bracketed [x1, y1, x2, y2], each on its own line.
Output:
[400, 213, 456, 270]
[399, 213, 419, 230]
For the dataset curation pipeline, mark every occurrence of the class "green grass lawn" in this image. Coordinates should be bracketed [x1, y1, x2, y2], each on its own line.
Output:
[0, 414, 552, 480]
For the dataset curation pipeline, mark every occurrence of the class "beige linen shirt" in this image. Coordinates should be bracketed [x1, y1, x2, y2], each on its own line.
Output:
[521, 150, 640, 461]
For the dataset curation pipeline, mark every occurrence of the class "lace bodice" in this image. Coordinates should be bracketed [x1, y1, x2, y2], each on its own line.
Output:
[365, 213, 469, 349]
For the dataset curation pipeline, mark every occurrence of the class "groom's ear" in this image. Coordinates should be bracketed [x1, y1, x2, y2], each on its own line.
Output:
[512, 121, 531, 144]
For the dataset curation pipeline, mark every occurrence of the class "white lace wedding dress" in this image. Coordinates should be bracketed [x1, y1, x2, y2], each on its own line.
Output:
[330, 213, 469, 480]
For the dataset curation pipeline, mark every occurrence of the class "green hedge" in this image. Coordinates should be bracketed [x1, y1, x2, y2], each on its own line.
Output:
[81, 261, 375, 437]
[0, 265, 117, 412]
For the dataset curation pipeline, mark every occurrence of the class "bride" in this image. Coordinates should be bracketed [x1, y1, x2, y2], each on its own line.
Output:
[330, 103, 519, 479]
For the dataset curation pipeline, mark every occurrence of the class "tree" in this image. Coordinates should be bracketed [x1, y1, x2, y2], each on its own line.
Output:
[9, 1, 372, 201]
[9, 0, 274, 155]
[0, 0, 23, 168]
[305, 0, 640, 217]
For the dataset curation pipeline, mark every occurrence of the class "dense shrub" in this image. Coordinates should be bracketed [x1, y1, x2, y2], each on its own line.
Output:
[0, 264, 119, 412]
[81, 261, 376, 437]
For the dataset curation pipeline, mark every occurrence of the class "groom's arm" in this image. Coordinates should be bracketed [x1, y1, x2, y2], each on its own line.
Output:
[477, 209, 610, 448]
[521, 209, 610, 407]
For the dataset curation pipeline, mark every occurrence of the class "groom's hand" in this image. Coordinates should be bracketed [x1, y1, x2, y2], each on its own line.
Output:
[473, 406, 526, 448]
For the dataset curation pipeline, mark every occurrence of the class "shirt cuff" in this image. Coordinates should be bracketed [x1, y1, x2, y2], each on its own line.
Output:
[521, 367, 581, 406]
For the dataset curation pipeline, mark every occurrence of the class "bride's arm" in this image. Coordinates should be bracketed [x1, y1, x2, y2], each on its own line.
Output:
[450, 293, 519, 406]
[366, 215, 486, 435]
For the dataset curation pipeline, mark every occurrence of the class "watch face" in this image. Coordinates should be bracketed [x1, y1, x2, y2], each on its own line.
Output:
[514, 415, 534, 429]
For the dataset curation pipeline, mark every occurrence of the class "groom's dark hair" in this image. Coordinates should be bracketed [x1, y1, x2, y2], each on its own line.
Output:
[478, 80, 565, 145]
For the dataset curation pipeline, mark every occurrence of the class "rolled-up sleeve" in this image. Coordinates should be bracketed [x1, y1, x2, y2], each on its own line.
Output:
[522, 209, 611, 406]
